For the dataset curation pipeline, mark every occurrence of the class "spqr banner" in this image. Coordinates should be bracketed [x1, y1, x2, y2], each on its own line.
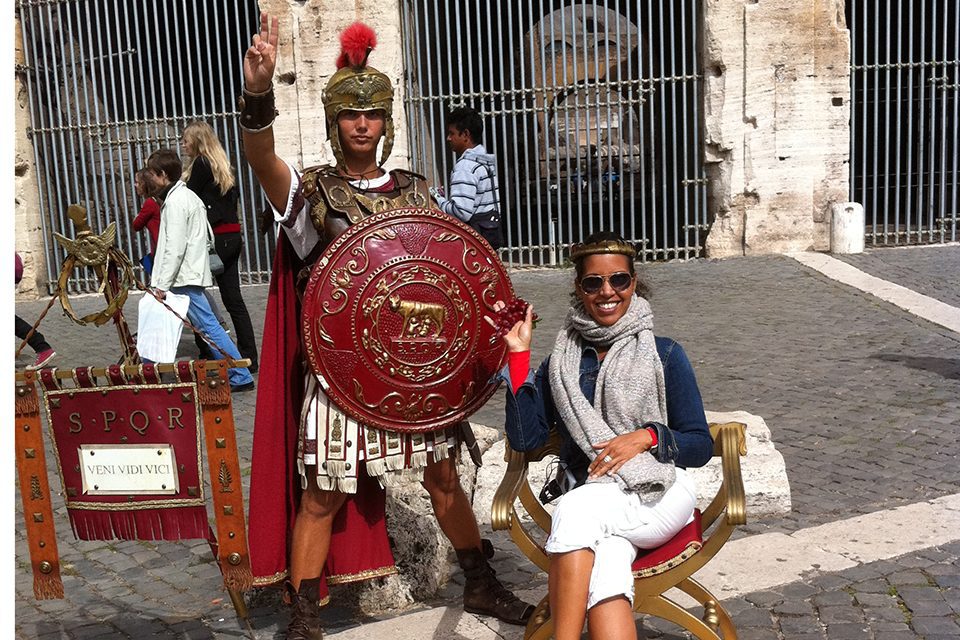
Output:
[14, 362, 252, 606]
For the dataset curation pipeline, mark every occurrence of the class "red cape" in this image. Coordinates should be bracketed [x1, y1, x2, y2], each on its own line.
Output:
[248, 233, 395, 596]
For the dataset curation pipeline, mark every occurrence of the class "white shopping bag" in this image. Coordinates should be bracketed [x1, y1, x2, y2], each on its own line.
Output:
[136, 292, 191, 363]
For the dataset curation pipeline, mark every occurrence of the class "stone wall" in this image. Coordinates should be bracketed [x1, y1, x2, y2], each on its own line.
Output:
[702, 0, 851, 257]
[15, 0, 853, 294]
[15, 19, 47, 300]
[256, 0, 409, 172]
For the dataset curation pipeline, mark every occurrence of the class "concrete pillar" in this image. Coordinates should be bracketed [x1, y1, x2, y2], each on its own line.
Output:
[830, 201, 865, 254]
[702, 0, 851, 257]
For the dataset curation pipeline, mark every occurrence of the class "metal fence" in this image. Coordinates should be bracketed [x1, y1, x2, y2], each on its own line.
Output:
[400, 0, 707, 266]
[849, 0, 959, 246]
[17, 0, 272, 294]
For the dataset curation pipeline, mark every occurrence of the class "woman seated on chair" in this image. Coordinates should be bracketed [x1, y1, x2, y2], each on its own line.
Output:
[495, 231, 714, 640]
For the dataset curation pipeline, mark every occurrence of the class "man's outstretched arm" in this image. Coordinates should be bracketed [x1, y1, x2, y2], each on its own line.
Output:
[240, 12, 291, 212]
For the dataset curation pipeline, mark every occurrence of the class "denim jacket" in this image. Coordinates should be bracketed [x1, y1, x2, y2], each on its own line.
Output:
[501, 337, 714, 487]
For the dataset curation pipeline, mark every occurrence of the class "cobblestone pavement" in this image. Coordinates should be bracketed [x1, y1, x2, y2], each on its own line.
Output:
[835, 245, 960, 309]
[13, 247, 960, 638]
[708, 542, 960, 640]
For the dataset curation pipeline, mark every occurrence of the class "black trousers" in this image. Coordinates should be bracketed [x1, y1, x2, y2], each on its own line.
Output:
[211, 232, 259, 367]
[15, 315, 51, 353]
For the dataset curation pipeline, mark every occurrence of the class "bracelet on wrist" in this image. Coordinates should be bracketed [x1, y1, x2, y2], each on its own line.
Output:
[238, 83, 278, 133]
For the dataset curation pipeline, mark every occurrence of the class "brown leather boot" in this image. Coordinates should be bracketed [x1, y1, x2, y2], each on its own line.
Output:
[456, 540, 534, 626]
[285, 578, 323, 640]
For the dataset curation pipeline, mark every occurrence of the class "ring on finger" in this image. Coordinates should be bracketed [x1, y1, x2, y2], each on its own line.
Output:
[603, 455, 613, 463]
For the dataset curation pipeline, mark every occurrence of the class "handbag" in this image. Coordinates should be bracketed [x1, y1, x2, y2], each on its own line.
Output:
[538, 460, 580, 505]
[206, 221, 225, 277]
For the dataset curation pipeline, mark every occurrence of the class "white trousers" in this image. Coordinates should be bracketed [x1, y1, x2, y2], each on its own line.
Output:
[545, 469, 696, 609]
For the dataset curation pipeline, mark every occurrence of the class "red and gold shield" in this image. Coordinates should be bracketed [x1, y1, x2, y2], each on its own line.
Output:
[301, 208, 513, 433]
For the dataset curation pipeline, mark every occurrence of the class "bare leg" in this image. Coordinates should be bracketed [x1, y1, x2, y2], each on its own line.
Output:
[288, 480, 348, 591]
[549, 549, 594, 640]
[587, 596, 638, 640]
[421, 455, 481, 550]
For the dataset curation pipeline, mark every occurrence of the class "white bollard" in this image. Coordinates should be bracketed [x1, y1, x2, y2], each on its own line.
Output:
[830, 202, 865, 254]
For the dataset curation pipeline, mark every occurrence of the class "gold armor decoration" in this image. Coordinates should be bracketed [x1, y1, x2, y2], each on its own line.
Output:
[53, 219, 117, 267]
[300, 165, 433, 235]
[388, 295, 446, 339]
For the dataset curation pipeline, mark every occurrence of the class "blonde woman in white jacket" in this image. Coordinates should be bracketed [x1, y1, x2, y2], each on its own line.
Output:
[147, 149, 254, 392]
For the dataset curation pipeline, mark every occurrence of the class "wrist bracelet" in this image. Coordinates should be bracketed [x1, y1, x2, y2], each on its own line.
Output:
[238, 83, 278, 133]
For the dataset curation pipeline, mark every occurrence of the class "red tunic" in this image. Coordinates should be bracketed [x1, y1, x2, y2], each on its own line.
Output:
[247, 192, 396, 596]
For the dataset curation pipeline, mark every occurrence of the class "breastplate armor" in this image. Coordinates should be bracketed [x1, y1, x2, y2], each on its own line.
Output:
[295, 165, 433, 291]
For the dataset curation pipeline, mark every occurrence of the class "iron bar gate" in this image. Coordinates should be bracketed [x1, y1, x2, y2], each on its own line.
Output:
[17, 0, 272, 294]
[849, 0, 959, 246]
[400, 0, 707, 267]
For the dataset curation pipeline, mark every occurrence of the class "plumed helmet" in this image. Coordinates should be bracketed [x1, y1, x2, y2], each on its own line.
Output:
[322, 23, 395, 168]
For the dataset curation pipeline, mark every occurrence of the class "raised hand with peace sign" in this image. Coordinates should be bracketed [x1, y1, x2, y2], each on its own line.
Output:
[238, 12, 291, 212]
[243, 13, 279, 94]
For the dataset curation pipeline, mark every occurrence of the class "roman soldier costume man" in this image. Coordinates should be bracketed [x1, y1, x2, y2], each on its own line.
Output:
[239, 14, 532, 639]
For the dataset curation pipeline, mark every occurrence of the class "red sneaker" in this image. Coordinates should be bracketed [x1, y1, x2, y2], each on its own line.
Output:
[28, 349, 56, 370]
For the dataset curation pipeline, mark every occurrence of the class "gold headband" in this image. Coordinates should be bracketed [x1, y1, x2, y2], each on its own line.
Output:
[569, 239, 637, 262]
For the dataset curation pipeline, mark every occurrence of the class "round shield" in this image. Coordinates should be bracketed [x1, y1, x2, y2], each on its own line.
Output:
[301, 208, 514, 433]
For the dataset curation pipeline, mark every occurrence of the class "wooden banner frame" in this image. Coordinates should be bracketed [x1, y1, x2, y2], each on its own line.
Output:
[14, 360, 252, 618]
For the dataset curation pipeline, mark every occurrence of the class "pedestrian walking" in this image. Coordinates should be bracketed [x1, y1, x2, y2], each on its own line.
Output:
[132, 168, 162, 277]
[181, 120, 259, 372]
[432, 106, 504, 249]
[146, 148, 254, 392]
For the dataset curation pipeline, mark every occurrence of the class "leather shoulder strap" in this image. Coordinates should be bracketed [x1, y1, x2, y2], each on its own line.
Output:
[389, 168, 429, 189]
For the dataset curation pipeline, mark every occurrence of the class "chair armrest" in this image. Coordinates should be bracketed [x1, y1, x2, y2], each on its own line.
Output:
[491, 431, 561, 531]
[710, 421, 746, 457]
[491, 444, 529, 531]
[710, 422, 747, 526]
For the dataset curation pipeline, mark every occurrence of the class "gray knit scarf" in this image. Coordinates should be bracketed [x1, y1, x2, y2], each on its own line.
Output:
[548, 294, 676, 502]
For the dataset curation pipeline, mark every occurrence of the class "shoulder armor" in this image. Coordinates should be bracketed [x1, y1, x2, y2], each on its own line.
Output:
[301, 165, 336, 232]
[301, 164, 335, 201]
[389, 169, 432, 209]
[389, 168, 429, 189]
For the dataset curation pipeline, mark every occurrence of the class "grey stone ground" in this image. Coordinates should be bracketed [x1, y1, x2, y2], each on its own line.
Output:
[13, 246, 960, 639]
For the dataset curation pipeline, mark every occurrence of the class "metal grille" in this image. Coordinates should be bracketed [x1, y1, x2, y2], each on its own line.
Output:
[17, 0, 272, 294]
[400, 0, 707, 266]
[849, 0, 959, 246]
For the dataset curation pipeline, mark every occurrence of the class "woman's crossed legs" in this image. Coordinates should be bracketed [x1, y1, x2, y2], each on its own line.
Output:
[545, 476, 696, 639]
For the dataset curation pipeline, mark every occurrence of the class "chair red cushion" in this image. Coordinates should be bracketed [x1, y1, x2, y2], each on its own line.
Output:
[631, 509, 703, 577]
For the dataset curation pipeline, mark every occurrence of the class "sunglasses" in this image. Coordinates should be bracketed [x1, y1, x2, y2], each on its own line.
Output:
[578, 272, 633, 294]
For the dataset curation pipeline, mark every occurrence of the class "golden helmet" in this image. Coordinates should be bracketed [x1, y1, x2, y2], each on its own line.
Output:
[321, 23, 395, 168]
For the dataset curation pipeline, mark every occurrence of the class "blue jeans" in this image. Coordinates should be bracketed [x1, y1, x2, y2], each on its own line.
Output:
[170, 285, 253, 388]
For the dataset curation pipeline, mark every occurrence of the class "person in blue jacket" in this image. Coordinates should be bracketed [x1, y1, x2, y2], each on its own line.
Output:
[494, 231, 713, 640]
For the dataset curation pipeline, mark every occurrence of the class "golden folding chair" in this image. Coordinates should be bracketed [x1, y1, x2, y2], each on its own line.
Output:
[491, 422, 747, 640]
